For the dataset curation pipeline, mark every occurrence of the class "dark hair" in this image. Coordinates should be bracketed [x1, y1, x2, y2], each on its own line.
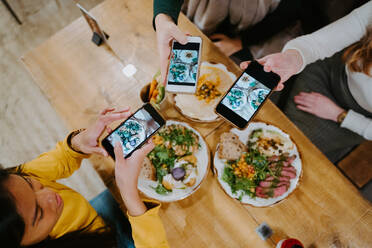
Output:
[27, 230, 116, 248]
[0, 169, 117, 248]
[0, 169, 25, 247]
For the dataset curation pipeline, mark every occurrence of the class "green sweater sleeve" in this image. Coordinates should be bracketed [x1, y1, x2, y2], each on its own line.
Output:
[153, 0, 184, 30]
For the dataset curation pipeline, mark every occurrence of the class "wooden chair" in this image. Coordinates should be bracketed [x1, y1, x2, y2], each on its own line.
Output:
[338, 141, 372, 188]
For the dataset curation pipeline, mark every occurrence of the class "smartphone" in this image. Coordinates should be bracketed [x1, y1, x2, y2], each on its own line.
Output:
[215, 61, 280, 129]
[166, 36, 202, 94]
[102, 103, 165, 159]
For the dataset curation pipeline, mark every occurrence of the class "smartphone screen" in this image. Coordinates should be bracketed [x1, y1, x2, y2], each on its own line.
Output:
[166, 37, 202, 93]
[102, 104, 165, 159]
[216, 61, 279, 129]
[222, 73, 271, 121]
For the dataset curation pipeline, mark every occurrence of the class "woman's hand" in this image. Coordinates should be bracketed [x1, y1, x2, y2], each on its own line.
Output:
[114, 140, 155, 216]
[155, 14, 188, 84]
[210, 34, 242, 57]
[294, 92, 345, 122]
[71, 108, 131, 156]
[240, 49, 303, 91]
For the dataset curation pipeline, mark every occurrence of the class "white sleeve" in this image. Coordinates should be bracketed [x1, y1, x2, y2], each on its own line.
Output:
[283, 1, 372, 72]
[341, 110, 372, 140]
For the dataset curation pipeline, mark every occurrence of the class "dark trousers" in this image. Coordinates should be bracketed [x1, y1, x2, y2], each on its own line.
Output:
[90, 190, 135, 248]
[281, 52, 372, 163]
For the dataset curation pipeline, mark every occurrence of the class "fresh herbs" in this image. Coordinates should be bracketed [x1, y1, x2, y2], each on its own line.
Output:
[154, 184, 171, 195]
[158, 126, 196, 147]
[250, 129, 262, 139]
[222, 148, 270, 199]
[147, 124, 200, 194]
[148, 146, 176, 182]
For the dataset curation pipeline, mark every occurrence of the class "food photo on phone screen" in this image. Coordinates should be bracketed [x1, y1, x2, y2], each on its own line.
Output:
[221, 73, 271, 121]
[107, 108, 160, 157]
[168, 43, 199, 85]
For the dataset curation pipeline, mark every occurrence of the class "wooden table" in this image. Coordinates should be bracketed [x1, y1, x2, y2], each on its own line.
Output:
[21, 0, 371, 247]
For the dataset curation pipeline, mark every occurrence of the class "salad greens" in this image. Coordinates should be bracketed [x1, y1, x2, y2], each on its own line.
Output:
[154, 184, 171, 195]
[147, 124, 199, 195]
[222, 148, 271, 199]
[158, 126, 197, 147]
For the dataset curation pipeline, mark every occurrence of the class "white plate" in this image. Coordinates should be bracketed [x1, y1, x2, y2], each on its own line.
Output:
[214, 122, 302, 207]
[138, 120, 209, 202]
[174, 62, 236, 122]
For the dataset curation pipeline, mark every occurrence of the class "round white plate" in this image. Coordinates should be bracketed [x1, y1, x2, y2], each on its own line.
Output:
[174, 62, 236, 122]
[214, 122, 302, 207]
[138, 120, 209, 202]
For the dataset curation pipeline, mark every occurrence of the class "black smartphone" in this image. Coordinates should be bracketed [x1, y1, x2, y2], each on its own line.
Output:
[166, 36, 202, 94]
[215, 61, 280, 129]
[102, 103, 166, 159]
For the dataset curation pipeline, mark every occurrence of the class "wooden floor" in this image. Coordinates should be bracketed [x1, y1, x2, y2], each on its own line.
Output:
[0, 0, 105, 200]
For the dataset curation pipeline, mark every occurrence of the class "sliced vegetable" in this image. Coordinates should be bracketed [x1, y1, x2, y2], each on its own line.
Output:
[156, 85, 165, 103]
[148, 79, 157, 100]
[172, 167, 186, 181]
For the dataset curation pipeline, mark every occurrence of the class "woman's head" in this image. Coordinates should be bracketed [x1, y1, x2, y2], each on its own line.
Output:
[0, 169, 64, 246]
[343, 27, 372, 76]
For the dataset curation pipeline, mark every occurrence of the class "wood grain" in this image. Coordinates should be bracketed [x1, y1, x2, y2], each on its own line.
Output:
[207, 101, 372, 247]
[21, 0, 371, 247]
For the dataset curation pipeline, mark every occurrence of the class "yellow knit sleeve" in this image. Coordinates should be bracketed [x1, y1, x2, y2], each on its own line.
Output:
[128, 200, 169, 248]
[18, 132, 90, 181]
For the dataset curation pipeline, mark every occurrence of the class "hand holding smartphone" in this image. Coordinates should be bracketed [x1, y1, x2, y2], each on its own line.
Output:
[215, 61, 280, 129]
[166, 36, 202, 94]
[102, 103, 165, 159]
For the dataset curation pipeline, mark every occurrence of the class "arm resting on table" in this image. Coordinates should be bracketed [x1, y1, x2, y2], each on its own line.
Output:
[341, 110, 372, 140]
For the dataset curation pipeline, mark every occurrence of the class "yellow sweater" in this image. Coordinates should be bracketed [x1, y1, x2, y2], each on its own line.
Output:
[17, 133, 169, 248]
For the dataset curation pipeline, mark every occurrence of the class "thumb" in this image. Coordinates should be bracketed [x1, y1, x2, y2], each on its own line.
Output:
[263, 64, 272, 73]
[240, 61, 251, 70]
[257, 55, 269, 65]
[89, 146, 108, 157]
[132, 140, 155, 161]
[274, 83, 284, 91]
[259, 56, 274, 72]
[114, 142, 125, 163]
[171, 26, 187, 45]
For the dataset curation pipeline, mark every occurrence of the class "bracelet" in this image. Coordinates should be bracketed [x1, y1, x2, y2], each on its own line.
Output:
[67, 129, 87, 154]
[337, 111, 348, 124]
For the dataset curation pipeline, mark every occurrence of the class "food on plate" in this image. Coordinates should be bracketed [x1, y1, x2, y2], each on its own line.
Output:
[142, 71, 165, 109]
[147, 79, 165, 106]
[195, 74, 222, 103]
[143, 124, 200, 195]
[218, 132, 247, 161]
[248, 128, 294, 157]
[174, 63, 235, 122]
[140, 157, 156, 181]
[219, 130, 297, 200]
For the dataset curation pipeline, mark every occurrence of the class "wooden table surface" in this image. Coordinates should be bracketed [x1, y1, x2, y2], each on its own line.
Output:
[21, 0, 371, 247]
